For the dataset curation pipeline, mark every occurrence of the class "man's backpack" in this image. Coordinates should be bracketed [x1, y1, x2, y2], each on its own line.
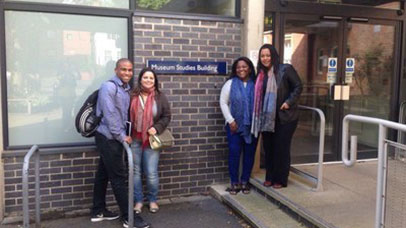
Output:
[75, 80, 116, 137]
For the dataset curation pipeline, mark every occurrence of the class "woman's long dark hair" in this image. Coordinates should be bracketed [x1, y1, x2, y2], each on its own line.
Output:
[132, 67, 160, 97]
[229, 56, 256, 81]
[257, 44, 280, 75]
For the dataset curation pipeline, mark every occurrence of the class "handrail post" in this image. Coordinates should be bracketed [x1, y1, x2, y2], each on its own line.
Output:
[342, 116, 357, 167]
[123, 142, 134, 228]
[22, 145, 39, 228]
[35, 151, 40, 228]
[298, 105, 326, 192]
[375, 124, 387, 228]
[314, 107, 325, 192]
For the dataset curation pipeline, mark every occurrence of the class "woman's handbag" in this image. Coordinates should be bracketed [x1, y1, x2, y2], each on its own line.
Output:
[149, 129, 174, 150]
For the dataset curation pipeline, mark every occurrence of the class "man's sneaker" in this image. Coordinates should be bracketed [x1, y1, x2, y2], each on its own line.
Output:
[122, 214, 150, 228]
[91, 209, 120, 222]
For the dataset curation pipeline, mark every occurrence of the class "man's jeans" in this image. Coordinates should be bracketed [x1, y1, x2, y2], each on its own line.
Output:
[131, 141, 160, 203]
[92, 132, 128, 219]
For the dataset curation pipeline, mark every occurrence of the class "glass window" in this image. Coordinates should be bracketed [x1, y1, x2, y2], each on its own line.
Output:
[5, 0, 129, 9]
[5, 11, 128, 147]
[287, 0, 400, 10]
[136, 0, 237, 17]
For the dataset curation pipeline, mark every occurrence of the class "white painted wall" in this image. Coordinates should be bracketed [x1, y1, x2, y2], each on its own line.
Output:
[241, 0, 265, 66]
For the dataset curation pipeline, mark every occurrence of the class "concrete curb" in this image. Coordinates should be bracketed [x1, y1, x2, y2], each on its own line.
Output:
[209, 185, 268, 228]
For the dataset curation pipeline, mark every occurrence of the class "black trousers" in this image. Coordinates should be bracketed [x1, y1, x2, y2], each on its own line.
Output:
[92, 132, 128, 219]
[262, 120, 298, 186]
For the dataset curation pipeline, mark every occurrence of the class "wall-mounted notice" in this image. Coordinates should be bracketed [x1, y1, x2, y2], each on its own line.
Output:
[345, 58, 355, 83]
[147, 60, 227, 75]
[327, 57, 337, 83]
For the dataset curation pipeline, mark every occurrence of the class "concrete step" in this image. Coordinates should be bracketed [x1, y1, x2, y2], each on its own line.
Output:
[210, 184, 306, 228]
[248, 177, 336, 228]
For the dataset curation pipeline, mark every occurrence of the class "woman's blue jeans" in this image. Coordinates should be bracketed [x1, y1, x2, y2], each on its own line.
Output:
[226, 125, 257, 185]
[131, 141, 160, 203]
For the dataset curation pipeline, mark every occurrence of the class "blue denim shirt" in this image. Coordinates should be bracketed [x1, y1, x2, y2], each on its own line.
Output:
[96, 75, 130, 143]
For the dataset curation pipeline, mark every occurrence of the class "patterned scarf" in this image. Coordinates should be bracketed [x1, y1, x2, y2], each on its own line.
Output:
[251, 68, 278, 137]
[130, 87, 155, 148]
[230, 77, 255, 144]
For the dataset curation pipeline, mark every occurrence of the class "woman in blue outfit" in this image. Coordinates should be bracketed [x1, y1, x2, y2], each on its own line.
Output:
[220, 57, 258, 195]
[251, 44, 302, 189]
[130, 68, 171, 214]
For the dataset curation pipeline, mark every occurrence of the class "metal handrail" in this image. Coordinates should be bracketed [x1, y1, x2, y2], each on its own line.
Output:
[122, 142, 134, 228]
[22, 143, 135, 228]
[291, 105, 325, 192]
[22, 145, 40, 228]
[341, 114, 406, 228]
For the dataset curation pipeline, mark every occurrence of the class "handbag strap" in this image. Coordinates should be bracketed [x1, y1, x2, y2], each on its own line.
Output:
[139, 95, 145, 110]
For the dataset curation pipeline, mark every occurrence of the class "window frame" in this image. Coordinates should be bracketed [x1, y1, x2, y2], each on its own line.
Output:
[0, 1, 134, 150]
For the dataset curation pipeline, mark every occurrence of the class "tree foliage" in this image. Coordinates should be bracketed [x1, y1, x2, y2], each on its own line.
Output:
[354, 44, 392, 96]
[137, 0, 171, 10]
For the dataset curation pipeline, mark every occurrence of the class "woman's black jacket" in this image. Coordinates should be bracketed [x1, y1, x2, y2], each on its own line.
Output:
[261, 64, 303, 124]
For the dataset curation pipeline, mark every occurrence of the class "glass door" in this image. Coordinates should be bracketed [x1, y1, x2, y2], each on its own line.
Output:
[343, 19, 397, 158]
[283, 14, 399, 163]
[284, 14, 341, 163]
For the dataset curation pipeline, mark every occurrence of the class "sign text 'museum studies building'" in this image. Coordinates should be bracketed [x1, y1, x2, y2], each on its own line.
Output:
[147, 61, 227, 75]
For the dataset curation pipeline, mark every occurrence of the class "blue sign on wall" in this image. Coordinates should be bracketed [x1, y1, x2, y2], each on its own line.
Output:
[147, 61, 227, 75]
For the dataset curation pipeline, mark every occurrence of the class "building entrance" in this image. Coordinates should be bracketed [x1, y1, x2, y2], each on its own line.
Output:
[265, 1, 402, 163]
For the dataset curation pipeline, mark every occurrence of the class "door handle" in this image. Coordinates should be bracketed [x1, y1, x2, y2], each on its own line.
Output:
[333, 85, 350, 100]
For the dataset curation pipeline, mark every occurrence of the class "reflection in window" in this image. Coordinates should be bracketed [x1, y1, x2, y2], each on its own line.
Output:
[263, 13, 273, 44]
[5, 11, 128, 147]
[284, 35, 292, 64]
[5, 0, 129, 8]
[317, 49, 327, 75]
[285, 0, 400, 10]
[136, 0, 236, 17]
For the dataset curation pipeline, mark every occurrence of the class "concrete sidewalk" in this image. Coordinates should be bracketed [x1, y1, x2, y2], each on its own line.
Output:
[250, 161, 379, 228]
[210, 161, 383, 228]
[3, 196, 250, 228]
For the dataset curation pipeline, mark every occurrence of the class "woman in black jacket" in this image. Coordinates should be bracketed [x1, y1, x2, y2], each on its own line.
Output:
[251, 44, 303, 188]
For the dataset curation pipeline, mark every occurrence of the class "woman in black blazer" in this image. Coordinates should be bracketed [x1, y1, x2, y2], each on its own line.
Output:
[251, 44, 303, 188]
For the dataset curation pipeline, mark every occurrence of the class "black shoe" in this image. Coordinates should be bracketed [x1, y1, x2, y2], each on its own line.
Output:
[122, 214, 150, 228]
[241, 183, 250, 194]
[91, 209, 119, 222]
[226, 184, 240, 195]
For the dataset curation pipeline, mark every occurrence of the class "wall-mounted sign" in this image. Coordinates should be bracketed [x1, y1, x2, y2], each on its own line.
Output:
[345, 58, 355, 83]
[147, 61, 227, 75]
[327, 57, 337, 83]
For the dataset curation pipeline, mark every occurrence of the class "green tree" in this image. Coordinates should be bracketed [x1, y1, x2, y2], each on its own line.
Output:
[354, 44, 392, 96]
[137, 0, 171, 10]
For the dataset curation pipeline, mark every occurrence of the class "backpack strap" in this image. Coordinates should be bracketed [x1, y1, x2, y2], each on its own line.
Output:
[108, 79, 118, 96]
[99, 80, 119, 119]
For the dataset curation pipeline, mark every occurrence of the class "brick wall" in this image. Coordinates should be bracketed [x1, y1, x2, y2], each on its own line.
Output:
[2, 15, 242, 217]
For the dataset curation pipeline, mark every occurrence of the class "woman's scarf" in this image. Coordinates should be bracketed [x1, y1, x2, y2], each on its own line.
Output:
[130, 87, 155, 148]
[230, 77, 255, 144]
[251, 68, 278, 137]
